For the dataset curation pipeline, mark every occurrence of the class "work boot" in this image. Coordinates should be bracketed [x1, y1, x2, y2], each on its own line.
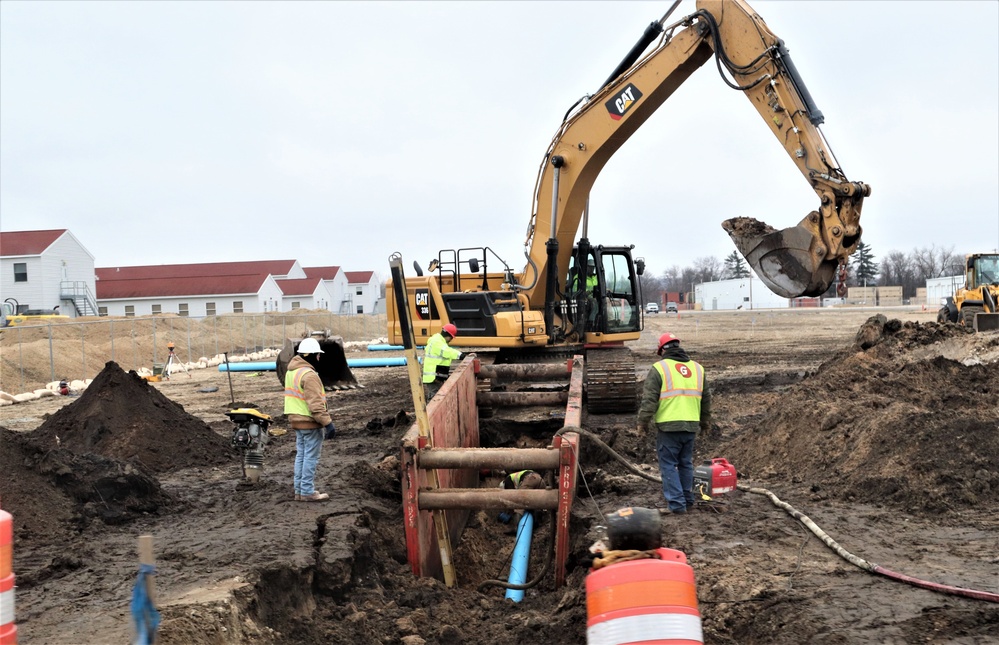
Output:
[294, 494, 302, 502]
[300, 492, 330, 502]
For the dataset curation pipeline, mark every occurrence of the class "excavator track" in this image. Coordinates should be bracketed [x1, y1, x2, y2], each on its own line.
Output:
[584, 347, 637, 414]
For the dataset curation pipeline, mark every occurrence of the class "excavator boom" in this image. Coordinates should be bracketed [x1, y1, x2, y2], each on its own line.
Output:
[522, 0, 870, 302]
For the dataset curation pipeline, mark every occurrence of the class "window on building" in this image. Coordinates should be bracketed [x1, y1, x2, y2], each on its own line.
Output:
[125, 305, 135, 317]
[233, 301, 243, 314]
[178, 303, 189, 317]
[356, 286, 363, 296]
[13, 263, 27, 282]
[151, 304, 162, 315]
[356, 304, 363, 314]
[291, 301, 301, 310]
[206, 302, 216, 316]
[98, 307, 108, 317]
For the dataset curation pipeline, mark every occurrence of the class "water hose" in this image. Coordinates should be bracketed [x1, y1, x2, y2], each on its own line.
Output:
[556, 425, 999, 604]
[738, 484, 999, 604]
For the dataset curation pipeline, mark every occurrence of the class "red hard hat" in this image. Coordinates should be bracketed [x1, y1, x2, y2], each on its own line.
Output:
[442, 323, 458, 337]
[657, 332, 679, 353]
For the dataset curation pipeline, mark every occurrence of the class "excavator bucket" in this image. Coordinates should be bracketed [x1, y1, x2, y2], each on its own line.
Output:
[722, 216, 837, 298]
[275, 336, 360, 390]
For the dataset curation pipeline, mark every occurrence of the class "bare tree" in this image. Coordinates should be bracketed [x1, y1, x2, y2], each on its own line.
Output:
[692, 256, 723, 283]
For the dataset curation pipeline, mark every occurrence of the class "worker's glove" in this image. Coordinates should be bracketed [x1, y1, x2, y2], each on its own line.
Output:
[458, 352, 468, 360]
[323, 423, 337, 440]
[497, 511, 513, 524]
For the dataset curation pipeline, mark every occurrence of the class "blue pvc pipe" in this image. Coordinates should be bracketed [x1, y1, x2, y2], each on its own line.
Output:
[217, 357, 408, 372]
[505, 511, 534, 602]
[366, 344, 406, 351]
[219, 361, 277, 371]
[347, 357, 407, 367]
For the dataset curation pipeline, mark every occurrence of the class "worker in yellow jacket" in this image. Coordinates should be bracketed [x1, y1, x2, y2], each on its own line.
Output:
[422, 323, 465, 401]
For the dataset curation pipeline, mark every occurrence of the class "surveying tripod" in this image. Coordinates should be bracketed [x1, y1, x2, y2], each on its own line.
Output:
[164, 342, 190, 379]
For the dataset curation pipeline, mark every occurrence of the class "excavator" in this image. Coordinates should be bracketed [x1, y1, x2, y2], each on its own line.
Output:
[386, 0, 871, 412]
[937, 253, 999, 331]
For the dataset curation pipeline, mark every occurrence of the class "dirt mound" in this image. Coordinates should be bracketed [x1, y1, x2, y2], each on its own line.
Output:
[722, 317, 999, 514]
[0, 427, 172, 551]
[30, 361, 234, 473]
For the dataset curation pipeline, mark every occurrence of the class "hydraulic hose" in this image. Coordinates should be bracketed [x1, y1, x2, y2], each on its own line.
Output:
[557, 425, 999, 604]
[556, 425, 661, 483]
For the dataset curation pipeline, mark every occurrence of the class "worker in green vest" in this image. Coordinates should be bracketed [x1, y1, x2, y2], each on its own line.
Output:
[284, 337, 336, 502]
[422, 323, 465, 401]
[497, 470, 544, 524]
[636, 332, 712, 514]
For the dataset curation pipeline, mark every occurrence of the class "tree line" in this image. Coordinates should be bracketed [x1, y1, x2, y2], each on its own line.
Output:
[639, 244, 967, 301]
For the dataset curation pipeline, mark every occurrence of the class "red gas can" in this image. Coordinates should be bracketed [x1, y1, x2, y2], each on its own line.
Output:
[692, 458, 737, 497]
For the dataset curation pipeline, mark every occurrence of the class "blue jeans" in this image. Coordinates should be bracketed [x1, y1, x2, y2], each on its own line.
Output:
[656, 431, 696, 511]
[294, 428, 324, 496]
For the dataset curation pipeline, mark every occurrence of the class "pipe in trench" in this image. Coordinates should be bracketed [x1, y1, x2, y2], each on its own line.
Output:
[505, 511, 534, 602]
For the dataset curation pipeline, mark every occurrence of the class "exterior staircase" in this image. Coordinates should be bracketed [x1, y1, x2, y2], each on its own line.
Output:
[60, 281, 100, 317]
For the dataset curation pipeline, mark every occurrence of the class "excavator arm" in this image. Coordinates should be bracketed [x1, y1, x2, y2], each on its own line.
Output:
[520, 0, 870, 306]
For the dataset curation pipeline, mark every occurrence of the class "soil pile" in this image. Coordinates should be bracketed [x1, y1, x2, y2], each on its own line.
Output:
[0, 427, 171, 550]
[723, 317, 999, 514]
[30, 361, 234, 473]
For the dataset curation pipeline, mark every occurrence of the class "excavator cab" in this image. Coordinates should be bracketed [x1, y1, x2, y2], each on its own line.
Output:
[564, 246, 642, 339]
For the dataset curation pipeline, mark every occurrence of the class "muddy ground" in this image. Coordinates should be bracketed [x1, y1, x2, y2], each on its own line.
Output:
[2, 308, 998, 644]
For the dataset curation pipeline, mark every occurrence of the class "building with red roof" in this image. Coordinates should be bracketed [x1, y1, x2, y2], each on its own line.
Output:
[0, 229, 98, 317]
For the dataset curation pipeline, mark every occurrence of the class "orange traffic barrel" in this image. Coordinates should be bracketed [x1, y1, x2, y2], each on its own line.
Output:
[586, 547, 702, 645]
[0, 509, 14, 645]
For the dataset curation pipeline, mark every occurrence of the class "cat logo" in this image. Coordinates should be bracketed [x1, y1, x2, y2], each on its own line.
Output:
[605, 83, 643, 121]
[415, 288, 434, 320]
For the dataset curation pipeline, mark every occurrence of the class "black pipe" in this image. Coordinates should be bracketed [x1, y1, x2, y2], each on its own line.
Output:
[776, 40, 825, 126]
[600, 21, 664, 91]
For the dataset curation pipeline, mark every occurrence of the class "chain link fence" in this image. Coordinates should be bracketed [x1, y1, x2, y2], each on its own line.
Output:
[0, 312, 388, 394]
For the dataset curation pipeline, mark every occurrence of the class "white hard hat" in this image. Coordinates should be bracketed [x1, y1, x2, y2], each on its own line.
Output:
[297, 338, 324, 354]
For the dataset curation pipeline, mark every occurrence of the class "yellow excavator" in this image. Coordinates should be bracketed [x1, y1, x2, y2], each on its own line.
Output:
[387, 0, 871, 412]
[937, 253, 999, 331]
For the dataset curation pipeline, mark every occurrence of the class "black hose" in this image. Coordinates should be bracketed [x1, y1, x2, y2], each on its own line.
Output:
[556, 425, 661, 483]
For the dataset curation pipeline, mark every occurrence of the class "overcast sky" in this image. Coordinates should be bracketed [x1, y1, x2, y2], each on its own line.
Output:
[2, 1, 997, 282]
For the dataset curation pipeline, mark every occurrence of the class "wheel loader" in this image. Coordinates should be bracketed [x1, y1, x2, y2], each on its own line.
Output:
[937, 253, 999, 332]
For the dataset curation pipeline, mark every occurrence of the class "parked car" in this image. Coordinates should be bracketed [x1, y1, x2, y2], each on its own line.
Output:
[645, 302, 660, 314]
[666, 302, 678, 313]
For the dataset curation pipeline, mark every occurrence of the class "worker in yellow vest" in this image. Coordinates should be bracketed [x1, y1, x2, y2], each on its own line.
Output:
[284, 337, 336, 502]
[422, 323, 465, 401]
[636, 332, 712, 514]
[497, 470, 544, 524]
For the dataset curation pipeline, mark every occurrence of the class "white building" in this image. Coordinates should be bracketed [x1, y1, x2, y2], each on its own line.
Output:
[344, 271, 381, 314]
[303, 266, 350, 314]
[925, 275, 965, 306]
[95, 260, 298, 316]
[0, 228, 98, 317]
[695, 276, 790, 310]
[276, 277, 336, 312]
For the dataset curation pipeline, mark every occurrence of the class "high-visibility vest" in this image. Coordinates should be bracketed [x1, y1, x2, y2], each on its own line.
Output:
[422, 332, 458, 384]
[283, 367, 315, 416]
[652, 358, 704, 423]
[508, 470, 535, 487]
